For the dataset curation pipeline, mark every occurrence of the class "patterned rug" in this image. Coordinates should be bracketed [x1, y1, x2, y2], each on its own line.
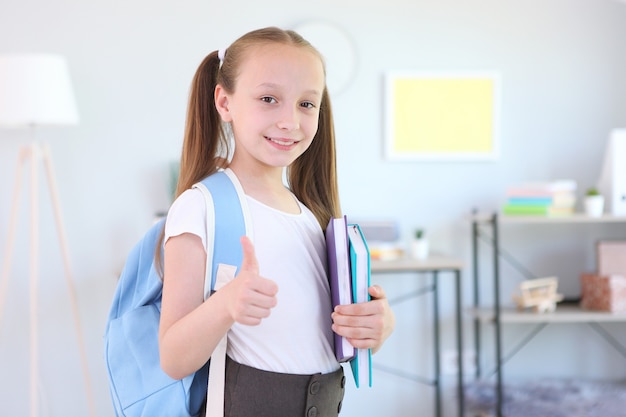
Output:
[465, 379, 626, 417]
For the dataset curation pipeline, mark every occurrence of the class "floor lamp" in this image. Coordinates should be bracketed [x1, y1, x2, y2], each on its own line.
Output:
[0, 54, 96, 417]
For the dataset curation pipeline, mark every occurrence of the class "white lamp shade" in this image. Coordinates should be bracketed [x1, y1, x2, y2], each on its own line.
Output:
[0, 54, 79, 127]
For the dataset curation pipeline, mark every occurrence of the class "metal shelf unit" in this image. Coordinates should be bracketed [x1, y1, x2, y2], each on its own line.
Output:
[470, 212, 626, 417]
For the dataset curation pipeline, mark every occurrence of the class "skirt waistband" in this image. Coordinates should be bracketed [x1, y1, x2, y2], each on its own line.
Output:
[224, 356, 346, 417]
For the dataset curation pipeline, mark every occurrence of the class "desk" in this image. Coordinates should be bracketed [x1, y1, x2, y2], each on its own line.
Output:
[371, 256, 464, 417]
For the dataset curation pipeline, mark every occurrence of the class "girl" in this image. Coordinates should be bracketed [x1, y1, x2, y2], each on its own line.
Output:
[158, 26, 395, 416]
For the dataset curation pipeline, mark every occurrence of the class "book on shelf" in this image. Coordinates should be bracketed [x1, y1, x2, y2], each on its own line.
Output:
[506, 193, 576, 207]
[325, 215, 355, 362]
[347, 223, 373, 388]
[503, 180, 577, 216]
[502, 204, 574, 216]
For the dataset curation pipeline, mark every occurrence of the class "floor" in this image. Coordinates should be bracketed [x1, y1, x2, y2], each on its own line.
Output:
[464, 378, 626, 417]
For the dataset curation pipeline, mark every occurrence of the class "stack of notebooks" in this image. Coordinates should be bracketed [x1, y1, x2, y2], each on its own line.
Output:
[502, 180, 577, 216]
[326, 215, 372, 388]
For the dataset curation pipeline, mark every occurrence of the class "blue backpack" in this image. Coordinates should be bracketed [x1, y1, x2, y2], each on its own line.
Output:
[104, 171, 248, 417]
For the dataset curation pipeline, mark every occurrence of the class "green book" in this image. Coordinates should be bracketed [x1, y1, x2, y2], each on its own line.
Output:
[502, 204, 549, 215]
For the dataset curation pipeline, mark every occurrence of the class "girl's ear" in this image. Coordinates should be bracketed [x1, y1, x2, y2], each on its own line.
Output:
[214, 84, 233, 122]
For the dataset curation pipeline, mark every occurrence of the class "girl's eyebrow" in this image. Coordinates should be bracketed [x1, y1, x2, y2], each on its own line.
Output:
[257, 82, 322, 97]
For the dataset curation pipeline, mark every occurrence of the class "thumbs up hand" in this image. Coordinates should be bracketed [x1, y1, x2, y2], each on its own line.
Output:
[221, 236, 278, 326]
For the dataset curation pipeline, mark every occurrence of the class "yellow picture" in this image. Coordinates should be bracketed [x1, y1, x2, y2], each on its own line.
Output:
[385, 71, 500, 161]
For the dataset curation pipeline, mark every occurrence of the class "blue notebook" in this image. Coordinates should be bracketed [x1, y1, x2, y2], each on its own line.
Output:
[347, 223, 372, 388]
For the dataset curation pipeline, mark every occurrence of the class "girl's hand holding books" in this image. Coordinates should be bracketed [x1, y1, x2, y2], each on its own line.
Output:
[331, 285, 396, 354]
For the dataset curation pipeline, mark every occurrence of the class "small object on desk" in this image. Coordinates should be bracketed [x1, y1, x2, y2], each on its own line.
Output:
[584, 187, 605, 217]
[355, 219, 402, 261]
[410, 228, 429, 260]
[512, 277, 564, 313]
[368, 243, 404, 261]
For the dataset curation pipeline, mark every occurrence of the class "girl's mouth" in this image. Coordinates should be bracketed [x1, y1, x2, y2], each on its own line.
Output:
[266, 136, 297, 147]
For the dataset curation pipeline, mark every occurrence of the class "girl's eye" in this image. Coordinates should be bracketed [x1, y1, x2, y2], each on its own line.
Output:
[301, 101, 316, 109]
[261, 96, 276, 104]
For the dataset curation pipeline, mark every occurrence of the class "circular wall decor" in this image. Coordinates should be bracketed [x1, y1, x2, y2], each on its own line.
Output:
[293, 20, 358, 96]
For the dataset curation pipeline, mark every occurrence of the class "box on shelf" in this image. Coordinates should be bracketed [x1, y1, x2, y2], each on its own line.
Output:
[580, 273, 626, 313]
[597, 240, 626, 275]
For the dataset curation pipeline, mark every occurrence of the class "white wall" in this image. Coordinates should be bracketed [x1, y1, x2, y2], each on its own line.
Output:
[1, 0, 626, 416]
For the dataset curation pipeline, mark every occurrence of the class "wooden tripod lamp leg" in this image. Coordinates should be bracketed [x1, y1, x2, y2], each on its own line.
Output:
[0, 146, 37, 416]
[30, 143, 40, 417]
[41, 143, 97, 417]
[0, 146, 29, 330]
[42, 144, 96, 416]
[0, 143, 97, 417]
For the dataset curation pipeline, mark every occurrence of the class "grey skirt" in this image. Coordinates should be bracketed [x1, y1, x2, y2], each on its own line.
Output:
[223, 355, 346, 417]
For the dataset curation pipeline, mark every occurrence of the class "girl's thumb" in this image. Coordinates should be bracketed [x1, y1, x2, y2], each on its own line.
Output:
[240, 236, 259, 274]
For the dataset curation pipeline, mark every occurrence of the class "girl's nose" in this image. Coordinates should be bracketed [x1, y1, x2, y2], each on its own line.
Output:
[276, 105, 300, 131]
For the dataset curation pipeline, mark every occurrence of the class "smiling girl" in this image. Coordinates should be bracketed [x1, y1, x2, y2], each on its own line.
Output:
[158, 26, 395, 417]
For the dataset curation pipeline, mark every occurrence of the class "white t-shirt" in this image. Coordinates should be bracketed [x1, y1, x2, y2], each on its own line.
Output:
[165, 169, 339, 375]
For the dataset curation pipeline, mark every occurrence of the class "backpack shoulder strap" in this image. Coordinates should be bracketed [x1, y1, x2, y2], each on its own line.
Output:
[193, 169, 251, 298]
[193, 169, 250, 417]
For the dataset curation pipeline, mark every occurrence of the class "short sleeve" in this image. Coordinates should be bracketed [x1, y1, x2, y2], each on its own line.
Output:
[164, 188, 208, 250]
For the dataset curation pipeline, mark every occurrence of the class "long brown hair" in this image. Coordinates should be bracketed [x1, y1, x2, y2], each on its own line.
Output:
[156, 27, 341, 271]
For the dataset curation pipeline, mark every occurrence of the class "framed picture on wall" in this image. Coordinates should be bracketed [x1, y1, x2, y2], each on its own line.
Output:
[384, 71, 501, 161]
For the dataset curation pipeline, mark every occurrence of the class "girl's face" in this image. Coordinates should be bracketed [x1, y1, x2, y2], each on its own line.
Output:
[215, 43, 325, 172]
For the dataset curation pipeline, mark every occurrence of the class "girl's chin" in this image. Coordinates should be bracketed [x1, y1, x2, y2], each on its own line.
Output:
[263, 158, 299, 169]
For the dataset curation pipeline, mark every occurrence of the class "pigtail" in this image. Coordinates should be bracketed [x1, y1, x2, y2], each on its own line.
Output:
[155, 51, 228, 276]
[176, 51, 230, 198]
[289, 88, 341, 229]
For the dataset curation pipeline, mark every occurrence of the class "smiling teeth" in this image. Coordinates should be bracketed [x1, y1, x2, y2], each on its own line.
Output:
[269, 137, 295, 146]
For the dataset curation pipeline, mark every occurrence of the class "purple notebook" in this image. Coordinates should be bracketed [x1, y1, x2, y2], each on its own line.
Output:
[326, 215, 355, 362]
